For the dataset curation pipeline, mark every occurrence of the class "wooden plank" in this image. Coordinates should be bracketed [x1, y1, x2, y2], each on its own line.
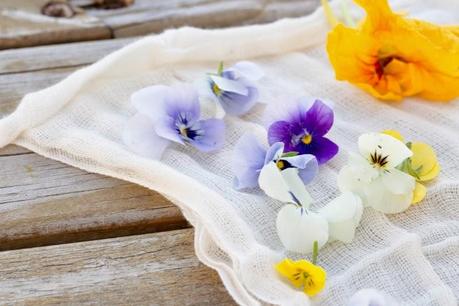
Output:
[0, 149, 187, 251]
[0, 228, 236, 305]
[0, 37, 134, 74]
[1, 0, 320, 49]
[0, 0, 111, 50]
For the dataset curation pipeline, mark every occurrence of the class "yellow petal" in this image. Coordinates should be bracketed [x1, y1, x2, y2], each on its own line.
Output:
[410, 142, 439, 181]
[418, 162, 440, 182]
[412, 182, 426, 204]
[382, 130, 404, 141]
[275, 259, 303, 288]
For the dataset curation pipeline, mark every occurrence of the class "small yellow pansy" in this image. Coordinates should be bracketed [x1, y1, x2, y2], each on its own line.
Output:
[325, 0, 459, 102]
[275, 258, 326, 297]
[382, 130, 440, 204]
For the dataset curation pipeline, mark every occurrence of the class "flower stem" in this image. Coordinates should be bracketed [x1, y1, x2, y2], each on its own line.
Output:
[312, 240, 319, 265]
[217, 61, 224, 75]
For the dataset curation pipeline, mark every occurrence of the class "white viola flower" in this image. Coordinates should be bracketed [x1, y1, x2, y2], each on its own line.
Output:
[318, 192, 363, 243]
[348, 288, 398, 306]
[276, 204, 329, 254]
[338, 133, 416, 214]
[259, 158, 363, 253]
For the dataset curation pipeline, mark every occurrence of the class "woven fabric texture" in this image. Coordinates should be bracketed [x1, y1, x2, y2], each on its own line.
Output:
[0, 0, 458, 305]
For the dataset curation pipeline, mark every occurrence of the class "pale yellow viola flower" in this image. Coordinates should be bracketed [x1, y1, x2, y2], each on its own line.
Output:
[382, 130, 440, 204]
[326, 0, 459, 101]
[275, 258, 326, 297]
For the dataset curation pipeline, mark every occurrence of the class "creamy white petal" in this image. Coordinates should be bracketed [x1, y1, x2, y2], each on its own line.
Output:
[337, 164, 374, 207]
[258, 163, 312, 207]
[281, 168, 313, 208]
[131, 85, 172, 122]
[365, 176, 413, 214]
[382, 168, 416, 195]
[318, 192, 363, 243]
[358, 133, 412, 169]
[276, 204, 329, 254]
[122, 113, 170, 159]
[209, 75, 249, 95]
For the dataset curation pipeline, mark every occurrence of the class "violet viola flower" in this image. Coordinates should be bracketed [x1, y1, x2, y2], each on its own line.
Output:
[267, 99, 339, 165]
[123, 84, 225, 159]
[209, 61, 264, 117]
[232, 133, 318, 190]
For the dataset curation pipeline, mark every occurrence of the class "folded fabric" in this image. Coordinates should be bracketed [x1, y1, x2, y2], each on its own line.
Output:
[0, 0, 457, 305]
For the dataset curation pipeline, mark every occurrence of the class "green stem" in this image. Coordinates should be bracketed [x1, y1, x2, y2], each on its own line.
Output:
[217, 61, 224, 75]
[312, 241, 319, 265]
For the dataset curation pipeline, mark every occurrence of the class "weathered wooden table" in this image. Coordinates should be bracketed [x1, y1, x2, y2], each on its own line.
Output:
[0, 1, 319, 304]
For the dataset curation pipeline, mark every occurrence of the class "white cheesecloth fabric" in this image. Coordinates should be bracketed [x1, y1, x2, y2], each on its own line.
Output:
[0, 0, 458, 305]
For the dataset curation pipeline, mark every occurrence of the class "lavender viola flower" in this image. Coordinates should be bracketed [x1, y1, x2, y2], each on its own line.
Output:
[268, 99, 339, 165]
[209, 61, 264, 117]
[232, 133, 318, 190]
[123, 84, 225, 159]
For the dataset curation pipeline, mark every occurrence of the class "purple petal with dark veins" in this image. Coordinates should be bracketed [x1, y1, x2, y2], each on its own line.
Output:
[302, 99, 334, 137]
[188, 118, 225, 152]
[294, 136, 339, 164]
[267, 120, 296, 152]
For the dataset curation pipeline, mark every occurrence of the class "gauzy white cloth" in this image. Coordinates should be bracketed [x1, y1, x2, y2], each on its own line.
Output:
[0, 0, 458, 305]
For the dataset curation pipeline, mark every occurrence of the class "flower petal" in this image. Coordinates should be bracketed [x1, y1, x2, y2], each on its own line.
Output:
[228, 61, 264, 81]
[258, 162, 312, 207]
[411, 182, 427, 204]
[154, 117, 184, 144]
[218, 86, 259, 116]
[264, 142, 284, 165]
[382, 168, 416, 195]
[358, 133, 412, 168]
[210, 75, 249, 96]
[276, 204, 329, 253]
[232, 134, 267, 190]
[410, 142, 440, 181]
[348, 288, 398, 306]
[163, 84, 201, 123]
[318, 192, 363, 243]
[267, 121, 295, 151]
[283, 154, 319, 185]
[365, 176, 414, 214]
[122, 113, 170, 159]
[303, 99, 334, 137]
[188, 118, 225, 152]
[131, 85, 172, 122]
[297, 136, 339, 165]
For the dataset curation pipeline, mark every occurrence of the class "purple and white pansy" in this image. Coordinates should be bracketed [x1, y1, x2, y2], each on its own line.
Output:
[268, 99, 339, 165]
[208, 61, 264, 117]
[123, 84, 225, 159]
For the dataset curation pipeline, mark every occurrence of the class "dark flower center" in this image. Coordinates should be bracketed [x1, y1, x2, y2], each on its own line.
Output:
[276, 159, 293, 170]
[370, 150, 389, 168]
[374, 56, 394, 79]
[301, 134, 313, 145]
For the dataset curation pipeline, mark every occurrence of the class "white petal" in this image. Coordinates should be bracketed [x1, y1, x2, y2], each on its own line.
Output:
[122, 113, 170, 159]
[318, 192, 363, 243]
[348, 288, 398, 306]
[131, 85, 171, 122]
[209, 75, 249, 95]
[365, 176, 413, 214]
[229, 61, 264, 81]
[282, 168, 313, 208]
[358, 133, 412, 169]
[337, 164, 375, 207]
[258, 163, 312, 207]
[382, 168, 416, 195]
[276, 204, 329, 254]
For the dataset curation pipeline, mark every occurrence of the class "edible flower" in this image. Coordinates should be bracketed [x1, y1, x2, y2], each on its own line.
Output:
[326, 0, 459, 101]
[232, 133, 318, 192]
[123, 84, 225, 159]
[268, 99, 339, 164]
[275, 243, 326, 297]
[338, 132, 416, 214]
[383, 130, 440, 204]
[208, 61, 263, 117]
[347, 288, 397, 306]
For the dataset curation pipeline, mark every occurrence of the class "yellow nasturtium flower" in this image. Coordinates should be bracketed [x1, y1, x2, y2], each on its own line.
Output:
[275, 258, 326, 297]
[326, 0, 459, 101]
[383, 130, 440, 204]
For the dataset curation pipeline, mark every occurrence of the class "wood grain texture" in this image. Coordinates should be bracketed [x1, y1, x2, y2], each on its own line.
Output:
[1, 0, 320, 49]
[0, 228, 236, 305]
[0, 145, 188, 251]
